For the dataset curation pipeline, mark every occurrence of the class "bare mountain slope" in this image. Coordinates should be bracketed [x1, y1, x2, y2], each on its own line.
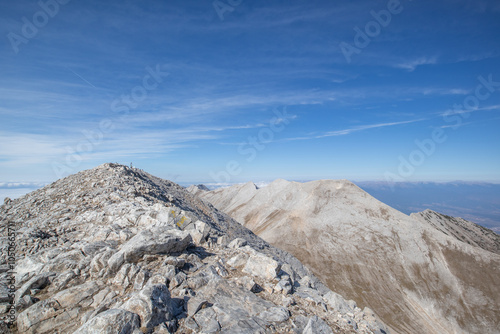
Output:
[411, 209, 500, 255]
[190, 179, 500, 334]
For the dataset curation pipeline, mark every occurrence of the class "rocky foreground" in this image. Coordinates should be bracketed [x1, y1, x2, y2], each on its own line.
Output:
[0, 163, 389, 333]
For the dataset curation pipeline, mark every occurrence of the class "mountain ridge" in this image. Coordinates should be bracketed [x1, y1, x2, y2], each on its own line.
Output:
[0, 163, 390, 334]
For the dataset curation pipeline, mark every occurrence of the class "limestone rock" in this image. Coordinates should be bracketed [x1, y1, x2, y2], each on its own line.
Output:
[275, 276, 293, 295]
[235, 276, 259, 292]
[73, 309, 141, 334]
[186, 296, 209, 317]
[121, 283, 174, 329]
[228, 237, 247, 249]
[303, 315, 334, 334]
[188, 220, 211, 244]
[242, 250, 282, 281]
[227, 252, 249, 268]
[323, 291, 353, 313]
[15, 272, 56, 307]
[108, 228, 192, 272]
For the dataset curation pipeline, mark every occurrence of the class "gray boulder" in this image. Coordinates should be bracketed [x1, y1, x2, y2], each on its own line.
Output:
[323, 291, 353, 313]
[192, 307, 221, 333]
[258, 306, 290, 323]
[188, 220, 211, 244]
[227, 252, 249, 268]
[17, 298, 66, 334]
[17, 281, 102, 333]
[242, 250, 281, 281]
[275, 277, 293, 295]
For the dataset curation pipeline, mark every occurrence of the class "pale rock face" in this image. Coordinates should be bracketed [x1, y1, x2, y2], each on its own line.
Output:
[227, 252, 249, 268]
[14, 273, 56, 306]
[0, 163, 386, 334]
[191, 178, 500, 334]
[323, 291, 353, 314]
[121, 282, 174, 329]
[242, 249, 282, 281]
[227, 237, 247, 249]
[303, 315, 334, 334]
[73, 309, 141, 334]
[186, 220, 211, 244]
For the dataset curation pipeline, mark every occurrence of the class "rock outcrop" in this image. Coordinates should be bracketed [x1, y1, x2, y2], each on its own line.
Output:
[190, 179, 500, 334]
[0, 164, 388, 333]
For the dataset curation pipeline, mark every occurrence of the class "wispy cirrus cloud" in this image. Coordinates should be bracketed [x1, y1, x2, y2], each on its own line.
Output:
[439, 104, 500, 117]
[0, 119, 279, 168]
[455, 52, 499, 63]
[395, 56, 438, 72]
[318, 119, 427, 137]
[281, 118, 427, 142]
[422, 88, 471, 96]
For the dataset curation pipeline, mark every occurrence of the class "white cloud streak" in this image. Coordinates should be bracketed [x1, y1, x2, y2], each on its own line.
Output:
[395, 57, 438, 72]
[282, 118, 426, 142]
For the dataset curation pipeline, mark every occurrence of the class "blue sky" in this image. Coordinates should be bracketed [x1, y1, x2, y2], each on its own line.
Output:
[1, 0, 500, 188]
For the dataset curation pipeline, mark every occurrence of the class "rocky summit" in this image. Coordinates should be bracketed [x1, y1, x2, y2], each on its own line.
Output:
[0, 163, 389, 334]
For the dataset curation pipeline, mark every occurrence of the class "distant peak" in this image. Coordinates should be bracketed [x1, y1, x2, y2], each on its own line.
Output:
[317, 179, 356, 186]
[268, 179, 292, 187]
[195, 184, 210, 191]
[265, 178, 365, 193]
[242, 181, 259, 190]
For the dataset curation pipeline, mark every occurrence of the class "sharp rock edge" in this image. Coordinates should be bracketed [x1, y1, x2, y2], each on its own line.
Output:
[0, 163, 389, 334]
